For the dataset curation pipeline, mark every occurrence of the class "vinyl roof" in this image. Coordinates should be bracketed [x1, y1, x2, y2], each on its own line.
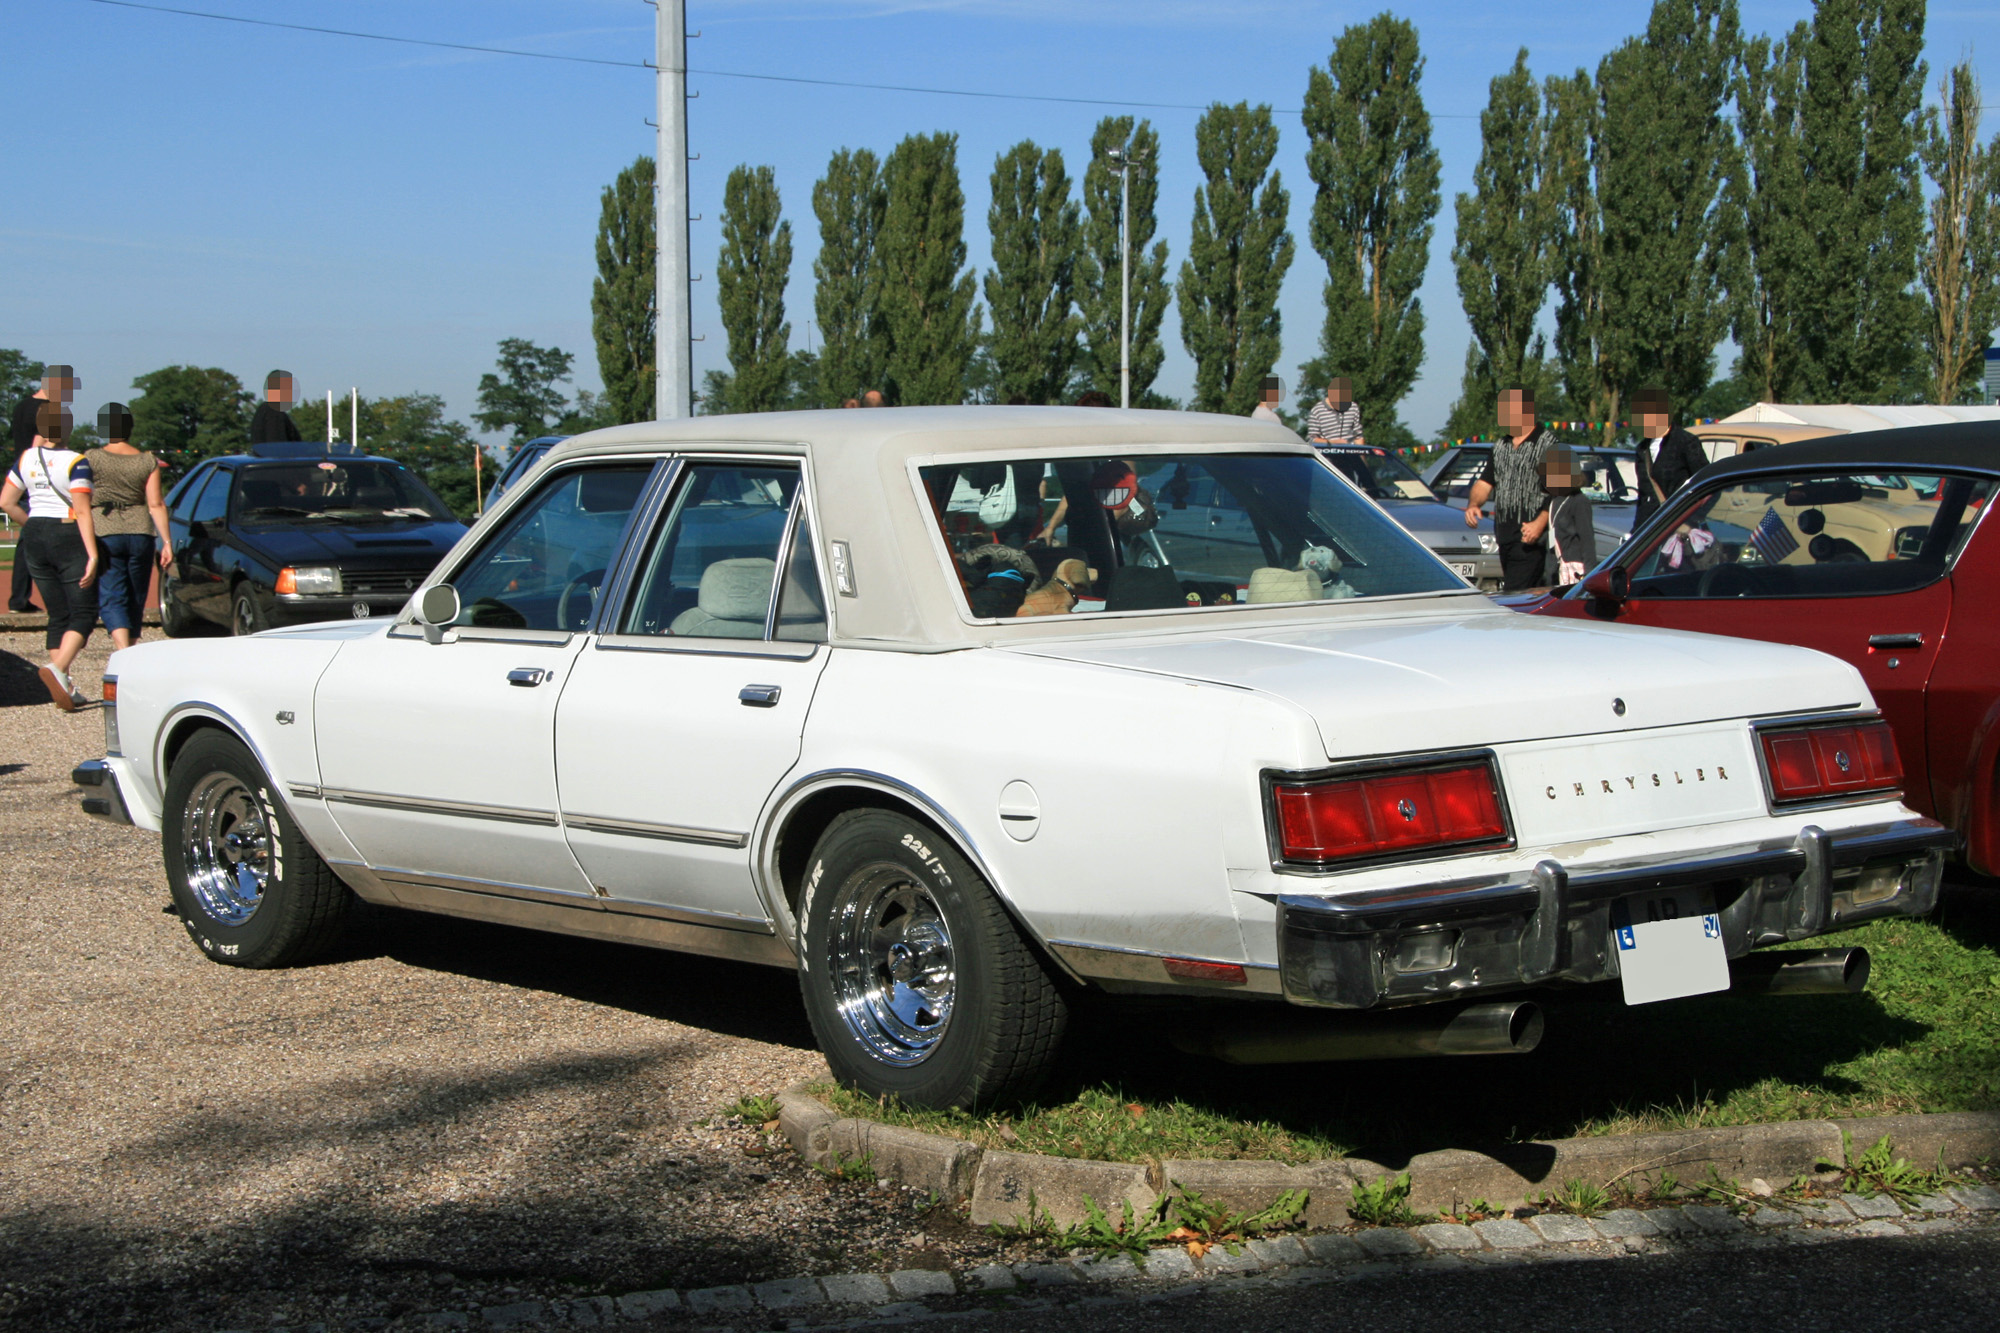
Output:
[1695, 420, 2000, 484]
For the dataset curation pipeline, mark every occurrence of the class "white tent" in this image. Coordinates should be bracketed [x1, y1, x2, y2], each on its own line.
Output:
[1716, 402, 2000, 432]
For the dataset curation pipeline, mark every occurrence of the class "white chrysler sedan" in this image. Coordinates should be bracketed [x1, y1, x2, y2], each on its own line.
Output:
[77, 409, 1953, 1108]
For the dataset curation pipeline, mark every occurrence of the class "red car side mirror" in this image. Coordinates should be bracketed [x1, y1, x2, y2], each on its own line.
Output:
[1579, 566, 1628, 613]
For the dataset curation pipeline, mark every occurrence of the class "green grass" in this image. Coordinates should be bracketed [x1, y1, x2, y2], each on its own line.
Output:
[815, 888, 2000, 1165]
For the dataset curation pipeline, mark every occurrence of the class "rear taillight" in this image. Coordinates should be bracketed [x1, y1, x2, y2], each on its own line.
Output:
[1273, 761, 1509, 866]
[1758, 718, 1902, 804]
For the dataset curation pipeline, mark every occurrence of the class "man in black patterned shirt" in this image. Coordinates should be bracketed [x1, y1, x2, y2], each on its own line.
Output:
[1464, 387, 1555, 592]
[1305, 376, 1363, 447]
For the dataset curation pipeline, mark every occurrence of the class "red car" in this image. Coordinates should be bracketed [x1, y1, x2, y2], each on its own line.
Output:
[1528, 426, 1999, 875]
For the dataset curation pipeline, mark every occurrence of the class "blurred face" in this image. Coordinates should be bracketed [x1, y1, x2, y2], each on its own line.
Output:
[1326, 378, 1352, 407]
[1637, 406, 1671, 437]
[41, 368, 79, 402]
[1498, 390, 1534, 438]
[267, 373, 295, 406]
[1544, 451, 1582, 491]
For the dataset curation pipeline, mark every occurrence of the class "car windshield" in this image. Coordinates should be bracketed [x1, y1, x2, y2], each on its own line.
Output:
[1319, 447, 1439, 501]
[234, 461, 453, 522]
[920, 451, 1466, 620]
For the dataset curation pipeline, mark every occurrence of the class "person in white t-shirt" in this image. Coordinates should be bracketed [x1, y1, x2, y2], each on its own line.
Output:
[1, 403, 100, 710]
[1250, 376, 1286, 424]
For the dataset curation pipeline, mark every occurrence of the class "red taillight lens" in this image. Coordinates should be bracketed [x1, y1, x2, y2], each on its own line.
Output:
[1274, 762, 1508, 865]
[1759, 719, 1902, 803]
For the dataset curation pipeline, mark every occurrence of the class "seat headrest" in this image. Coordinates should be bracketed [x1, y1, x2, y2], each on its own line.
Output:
[697, 557, 776, 621]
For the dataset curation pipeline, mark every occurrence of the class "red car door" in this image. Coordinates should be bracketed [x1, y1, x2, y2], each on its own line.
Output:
[1921, 500, 2000, 872]
[1537, 469, 1992, 822]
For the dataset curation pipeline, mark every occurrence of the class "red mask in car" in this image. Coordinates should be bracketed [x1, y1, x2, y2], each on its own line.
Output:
[1093, 464, 1138, 513]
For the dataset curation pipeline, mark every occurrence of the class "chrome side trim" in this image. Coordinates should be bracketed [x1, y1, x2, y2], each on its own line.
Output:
[320, 787, 560, 827]
[1048, 940, 1284, 996]
[288, 782, 323, 800]
[372, 865, 600, 907]
[563, 813, 749, 849]
[155, 701, 288, 799]
[380, 879, 794, 968]
[593, 635, 821, 661]
[589, 894, 774, 932]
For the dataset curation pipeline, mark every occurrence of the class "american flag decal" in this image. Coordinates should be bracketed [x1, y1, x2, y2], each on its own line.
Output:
[1750, 507, 1799, 563]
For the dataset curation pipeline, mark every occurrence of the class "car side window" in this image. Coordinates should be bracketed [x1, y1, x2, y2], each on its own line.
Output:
[774, 511, 828, 643]
[169, 467, 212, 521]
[445, 463, 654, 631]
[618, 463, 803, 640]
[1626, 471, 1994, 600]
[190, 469, 232, 524]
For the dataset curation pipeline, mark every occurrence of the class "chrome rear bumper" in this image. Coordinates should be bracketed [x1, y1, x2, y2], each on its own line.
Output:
[1277, 819, 1955, 1009]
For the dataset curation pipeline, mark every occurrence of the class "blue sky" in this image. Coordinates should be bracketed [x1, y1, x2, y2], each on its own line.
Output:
[9, 0, 1995, 447]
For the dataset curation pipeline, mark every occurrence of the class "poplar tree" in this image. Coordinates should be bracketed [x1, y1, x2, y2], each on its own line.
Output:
[1452, 49, 1552, 403]
[812, 148, 887, 405]
[877, 132, 981, 405]
[1920, 62, 2000, 403]
[1298, 14, 1439, 432]
[984, 140, 1081, 404]
[1729, 27, 1811, 401]
[591, 155, 657, 425]
[1796, 0, 1928, 400]
[1078, 117, 1171, 405]
[1595, 0, 1739, 423]
[1178, 103, 1294, 415]
[717, 165, 793, 415]
[1543, 68, 1612, 427]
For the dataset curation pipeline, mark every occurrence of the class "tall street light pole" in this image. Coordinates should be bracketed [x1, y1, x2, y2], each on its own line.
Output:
[1104, 144, 1147, 410]
[656, 1, 692, 419]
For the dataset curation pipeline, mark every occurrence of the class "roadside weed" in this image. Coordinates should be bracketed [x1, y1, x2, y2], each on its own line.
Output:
[1535, 1179, 1613, 1217]
[1162, 1186, 1309, 1256]
[1075, 1196, 1177, 1260]
[1818, 1131, 1960, 1205]
[815, 1149, 876, 1184]
[1434, 1197, 1504, 1224]
[725, 1093, 781, 1124]
[1349, 1172, 1418, 1227]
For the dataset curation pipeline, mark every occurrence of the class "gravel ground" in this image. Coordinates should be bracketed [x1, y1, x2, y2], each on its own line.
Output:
[0, 630, 1022, 1333]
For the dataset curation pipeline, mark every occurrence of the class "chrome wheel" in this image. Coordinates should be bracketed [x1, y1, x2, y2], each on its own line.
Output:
[829, 868, 956, 1066]
[182, 772, 272, 925]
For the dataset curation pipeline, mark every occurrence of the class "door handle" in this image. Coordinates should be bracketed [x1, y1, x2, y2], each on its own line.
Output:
[507, 668, 551, 687]
[1867, 633, 1924, 650]
[739, 684, 781, 707]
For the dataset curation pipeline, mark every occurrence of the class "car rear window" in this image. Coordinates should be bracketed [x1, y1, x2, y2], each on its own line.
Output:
[919, 451, 1466, 621]
[234, 461, 453, 522]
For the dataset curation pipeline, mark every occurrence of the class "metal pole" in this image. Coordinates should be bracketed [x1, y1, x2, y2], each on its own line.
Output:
[1119, 157, 1131, 410]
[325, 390, 334, 444]
[350, 387, 358, 454]
[656, 0, 692, 419]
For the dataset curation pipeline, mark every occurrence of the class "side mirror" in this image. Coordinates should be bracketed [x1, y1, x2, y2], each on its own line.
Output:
[416, 583, 460, 645]
[1578, 565, 1628, 612]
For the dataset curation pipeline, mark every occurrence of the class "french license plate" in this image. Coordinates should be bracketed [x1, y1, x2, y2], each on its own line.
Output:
[1449, 563, 1477, 579]
[1611, 889, 1729, 1005]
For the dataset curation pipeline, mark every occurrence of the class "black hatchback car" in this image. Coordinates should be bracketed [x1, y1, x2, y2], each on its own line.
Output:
[160, 446, 468, 636]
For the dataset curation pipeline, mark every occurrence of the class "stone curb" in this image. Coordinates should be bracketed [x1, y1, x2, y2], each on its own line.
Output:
[777, 1085, 2000, 1226]
[307, 1185, 1999, 1330]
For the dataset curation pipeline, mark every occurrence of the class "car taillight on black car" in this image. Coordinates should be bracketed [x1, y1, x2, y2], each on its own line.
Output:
[1272, 759, 1510, 867]
[1757, 717, 1902, 804]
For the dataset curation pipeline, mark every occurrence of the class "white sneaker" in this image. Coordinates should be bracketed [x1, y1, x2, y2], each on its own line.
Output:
[38, 665, 78, 713]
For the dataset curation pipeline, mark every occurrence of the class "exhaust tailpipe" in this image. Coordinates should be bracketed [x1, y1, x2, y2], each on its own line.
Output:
[1170, 1000, 1544, 1065]
[1731, 946, 1871, 995]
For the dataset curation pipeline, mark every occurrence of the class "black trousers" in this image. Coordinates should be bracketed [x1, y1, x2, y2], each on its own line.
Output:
[19, 517, 98, 650]
[1498, 537, 1547, 592]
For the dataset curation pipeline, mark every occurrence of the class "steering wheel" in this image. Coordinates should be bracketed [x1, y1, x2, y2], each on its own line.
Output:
[1696, 561, 1751, 598]
[556, 567, 608, 631]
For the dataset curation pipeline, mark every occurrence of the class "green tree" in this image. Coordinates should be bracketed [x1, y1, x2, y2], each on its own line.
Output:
[0, 350, 42, 408]
[877, 132, 981, 404]
[1078, 117, 1171, 406]
[1729, 26, 1811, 401]
[1544, 68, 1612, 426]
[983, 140, 1081, 404]
[811, 148, 887, 405]
[718, 164, 794, 414]
[1178, 103, 1295, 415]
[1595, 0, 1739, 429]
[473, 339, 578, 447]
[128, 365, 252, 475]
[293, 392, 489, 518]
[1453, 50, 1552, 409]
[1299, 13, 1440, 432]
[1919, 61, 2000, 404]
[1795, 0, 1929, 400]
[591, 155, 657, 425]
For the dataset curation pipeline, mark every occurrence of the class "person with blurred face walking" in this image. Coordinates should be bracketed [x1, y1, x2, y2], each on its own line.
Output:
[1463, 388, 1556, 592]
[84, 402, 172, 649]
[1, 397, 99, 709]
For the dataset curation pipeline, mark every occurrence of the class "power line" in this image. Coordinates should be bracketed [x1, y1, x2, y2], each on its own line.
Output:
[77, 0, 1481, 117]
